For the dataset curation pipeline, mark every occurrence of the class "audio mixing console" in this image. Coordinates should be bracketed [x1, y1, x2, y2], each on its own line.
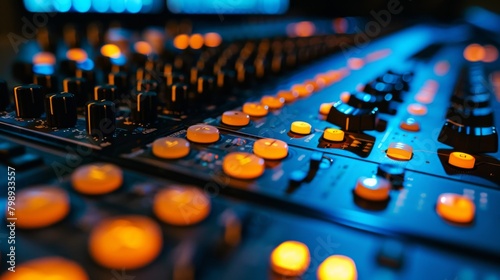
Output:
[0, 6, 500, 280]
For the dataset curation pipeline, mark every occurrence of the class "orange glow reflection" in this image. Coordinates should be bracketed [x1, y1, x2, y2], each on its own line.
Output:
[100, 44, 121, 59]
[463, 44, 485, 62]
[66, 48, 88, 63]
[33, 52, 56, 65]
[483, 44, 498, 63]
[173, 34, 189, 50]
[134, 41, 153, 55]
[189, 33, 204, 49]
[204, 32, 222, 47]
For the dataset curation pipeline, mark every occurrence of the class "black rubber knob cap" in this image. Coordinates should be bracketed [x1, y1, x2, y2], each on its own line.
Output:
[166, 83, 188, 114]
[0, 80, 10, 111]
[14, 84, 45, 118]
[85, 100, 116, 140]
[45, 92, 77, 128]
[63, 77, 89, 107]
[133, 91, 158, 124]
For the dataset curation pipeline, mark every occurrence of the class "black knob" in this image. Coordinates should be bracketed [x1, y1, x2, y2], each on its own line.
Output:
[235, 65, 255, 87]
[348, 91, 394, 114]
[0, 80, 10, 110]
[136, 79, 159, 92]
[216, 70, 235, 96]
[166, 83, 188, 114]
[327, 101, 378, 131]
[165, 72, 186, 86]
[76, 69, 96, 89]
[107, 72, 129, 97]
[63, 77, 89, 107]
[94, 85, 119, 103]
[451, 92, 490, 109]
[132, 91, 158, 124]
[196, 75, 215, 103]
[13, 84, 45, 118]
[44, 92, 77, 128]
[446, 106, 494, 127]
[34, 74, 58, 94]
[189, 67, 200, 85]
[377, 163, 405, 188]
[438, 120, 498, 153]
[85, 100, 116, 140]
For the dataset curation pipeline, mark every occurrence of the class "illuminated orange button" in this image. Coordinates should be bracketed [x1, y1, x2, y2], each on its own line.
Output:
[223, 152, 265, 179]
[261, 95, 285, 109]
[32, 52, 56, 65]
[387, 142, 413, 161]
[340, 92, 351, 103]
[400, 118, 420, 132]
[186, 124, 220, 144]
[204, 32, 222, 47]
[436, 193, 475, 223]
[291, 121, 312, 134]
[100, 44, 121, 59]
[173, 34, 189, 50]
[354, 176, 391, 201]
[407, 103, 427, 116]
[71, 163, 123, 195]
[323, 128, 345, 142]
[134, 41, 153, 55]
[14, 186, 69, 229]
[270, 241, 311, 277]
[89, 215, 163, 269]
[292, 84, 314, 97]
[317, 255, 358, 280]
[448, 152, 475, 169]
[277, 90, 299, 103]
[242, 102, 269, 117]
[253, 138, 288, 160]
[66, 48, 88, 63]
[222, 111, 250, 126]
[152, 137, 190, 159]
[319, 103, 333, 115]
[0, 257, 89, 280]
[153, 185, 211, 226]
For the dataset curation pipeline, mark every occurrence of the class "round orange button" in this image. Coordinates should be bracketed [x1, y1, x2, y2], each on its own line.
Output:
[253, 138, 288, 160]
[89, 215, 163, 269]
[221, 111, 250, 126]
[436, 193, 475, 223]
[242, 102, 269, 117]
[153, 185, 211, 226]
[407, 103, 428, 116]
[319, 103, 333, 115]
[223, 152, 265, 179]
[186, 124, 220, 144]
[354, 176, 391, 201]
[277, 90, 299, 103]
[71, 163, 123, 195]
[15, 186, 70, 229]
[0, 257, 89, 280]
[270, 241, 311, 277]
[317, 255, 357, 280]
[152, 137, 191, 159]
[261, 95, 285, 109]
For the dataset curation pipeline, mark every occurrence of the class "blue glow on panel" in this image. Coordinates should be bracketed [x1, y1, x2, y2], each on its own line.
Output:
[110, 55, 127, 66]
[54, 0, 71, 12]
[110, 0, 126, 12]
[73, 0, 91, 12]
[33, 64, 55, 75]
[24, 0, 162, 13]
[167, 0, 288, 14]
[77, 59, 95, 71]
[126, 0, 142, 13]
[93, 0, 110, 12]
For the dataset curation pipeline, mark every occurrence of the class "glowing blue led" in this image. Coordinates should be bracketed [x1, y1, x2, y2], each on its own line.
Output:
[126, 0, 143, 13]
[167, 0, 288, 14]
[33, 64, 55, 75]
[77, 59, 95, 71]
[110, 0, 126, 13]
[54, 0, 71, 12]
[73, 0, 91, 12]
[93, 0, 110, 12]
[110, 54, 126, 66]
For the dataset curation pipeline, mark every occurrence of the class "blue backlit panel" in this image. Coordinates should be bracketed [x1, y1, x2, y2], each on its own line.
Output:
[167, 0, 288, 14]
[23, 0, 163, 13]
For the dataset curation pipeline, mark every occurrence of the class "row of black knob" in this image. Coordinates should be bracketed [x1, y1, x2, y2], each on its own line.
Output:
[326, 71, 412, 131]
[438, 63, 498, 153]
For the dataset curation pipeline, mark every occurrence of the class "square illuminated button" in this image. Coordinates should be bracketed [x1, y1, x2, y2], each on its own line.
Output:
[386, 142, 413, 160]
